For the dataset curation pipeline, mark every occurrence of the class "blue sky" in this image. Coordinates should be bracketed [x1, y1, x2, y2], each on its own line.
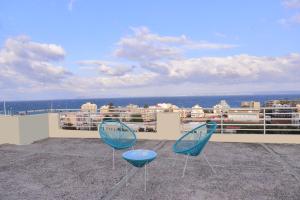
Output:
[0, 0, 300, 100]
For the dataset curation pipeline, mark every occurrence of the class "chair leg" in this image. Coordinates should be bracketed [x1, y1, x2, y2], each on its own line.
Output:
[144, 164, 147, 191]
[112, 148, 115, 170]
[182, 154, 189, 177]
[126, 161, 128, 186]
[203, 152, 216, 174]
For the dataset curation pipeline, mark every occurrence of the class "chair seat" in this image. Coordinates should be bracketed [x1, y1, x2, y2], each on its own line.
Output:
[98, 120, 137, 150]
[103, 138, 136, 150]
[173, 122, 217, 156]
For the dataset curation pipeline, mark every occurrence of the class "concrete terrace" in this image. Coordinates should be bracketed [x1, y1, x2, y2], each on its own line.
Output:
[0, 138, 300, 200]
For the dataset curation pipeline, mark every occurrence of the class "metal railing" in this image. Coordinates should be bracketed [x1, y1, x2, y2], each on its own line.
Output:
[14, 106, 300, 134]
[58, 108, 158, 132]
[181, 107, 300, 134]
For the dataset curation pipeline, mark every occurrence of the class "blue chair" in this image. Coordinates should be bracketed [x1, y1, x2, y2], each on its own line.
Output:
[173, 122, 217, 177]
[98, 119, 137, 169]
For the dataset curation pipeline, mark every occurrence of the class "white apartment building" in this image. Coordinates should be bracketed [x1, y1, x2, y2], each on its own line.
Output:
[81, 102, 97, 113]
[213, 100, 230, 114]
[119, 104, 140, 121]
[173, 108, 191, 118]
[292, 106, 300, 127]
[156, 103, 179, 112]
[126, 104, 139, 111]
[241, 101, 261, 109]
[140, 108, 156, 122]
[60, 112, 77, 128]
[296, 104, 300, 112]
[191, 104, 205, 118]
[228, 109, 260, 122]
[100, 105, 110, 113]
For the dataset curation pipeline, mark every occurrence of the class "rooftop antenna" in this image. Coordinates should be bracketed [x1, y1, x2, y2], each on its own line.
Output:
[3, 101, 6, 116]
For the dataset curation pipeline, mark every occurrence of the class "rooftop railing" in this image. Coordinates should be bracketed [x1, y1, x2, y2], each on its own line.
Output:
[58, 108, 158, 132]
[181, 107, 300, 134]
[10, 107, 300, 134]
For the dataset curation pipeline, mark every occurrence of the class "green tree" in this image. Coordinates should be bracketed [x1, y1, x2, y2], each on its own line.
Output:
[108, 102, 114, 108]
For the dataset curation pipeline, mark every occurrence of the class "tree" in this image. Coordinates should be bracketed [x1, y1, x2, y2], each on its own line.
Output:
[108, 102, 114, 108]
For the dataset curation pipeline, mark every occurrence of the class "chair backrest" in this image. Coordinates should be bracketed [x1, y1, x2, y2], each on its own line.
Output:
[173, 122, 217, 156]
[98, 119, 137, 150]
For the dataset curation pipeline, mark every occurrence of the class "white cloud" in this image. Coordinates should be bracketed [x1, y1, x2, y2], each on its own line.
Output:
[184, 42, 237, 50]
[280, 1, 300, 26]
[114, 27, 237, 63]
[68, 0, 75, 11]
[282, 0, 300, 8]
[278, 13, 300, 25]
[94, 72, 158, 88]
[52, 72, 158, 98]
[1, 28, 300, 100]
[160, 54, 300, 82]
[0, 36, 70, 90]
[291, 13, 300, 23]
[78, 60, 134, 76]
[214, 32, 227, 38]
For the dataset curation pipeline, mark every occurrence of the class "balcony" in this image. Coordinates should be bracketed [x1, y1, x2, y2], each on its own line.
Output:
[1, 138, 299, 199]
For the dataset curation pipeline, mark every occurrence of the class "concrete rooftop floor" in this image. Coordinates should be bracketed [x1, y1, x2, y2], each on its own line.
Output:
[0, 138, 300, 200]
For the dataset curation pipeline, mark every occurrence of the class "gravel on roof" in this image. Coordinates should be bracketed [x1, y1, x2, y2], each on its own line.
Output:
[0, 138, 299, 200]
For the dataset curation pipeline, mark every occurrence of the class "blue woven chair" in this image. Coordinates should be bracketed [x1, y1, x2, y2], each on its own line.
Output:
[173, 122, 217, 177]
[98, 119, 137, 169]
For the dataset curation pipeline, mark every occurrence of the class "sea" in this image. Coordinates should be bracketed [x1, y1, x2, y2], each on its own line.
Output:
[1, 94, 300, 114]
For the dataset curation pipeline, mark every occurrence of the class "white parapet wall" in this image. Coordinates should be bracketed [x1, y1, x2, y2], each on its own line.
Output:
[0, 114, 49, 145]
[1, 112, 300, 145]
[49, 112, 300, 143]
[48, 113, 98, 138]
[48, 112, 182, 140]
[155, 112, 181, 140]
[0, 116, 20, 144]
[18, 114, 49, 145]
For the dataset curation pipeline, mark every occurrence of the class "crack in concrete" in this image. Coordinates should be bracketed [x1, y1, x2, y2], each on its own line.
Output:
[260, 143, 300, 183]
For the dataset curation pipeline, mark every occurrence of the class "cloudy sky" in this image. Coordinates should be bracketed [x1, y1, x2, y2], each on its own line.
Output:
[0, 0, 300, 100]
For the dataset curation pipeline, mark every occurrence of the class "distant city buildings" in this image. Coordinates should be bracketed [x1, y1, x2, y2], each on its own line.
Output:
[213, 100, 230, 114]
[155, 103, 179, 112]
[265, 100, 300, 107]
[224, 101, 262, 122]
[228, 108, 260, 122]
[296, 104, 300, 113]
[81, 102, 97, 112]
[60, 112, 76, 128]
[271, 104, 293, 118]
[292, 112, 300, 127]
[99, 105, 110, 114]
[59, 99, 300, 133]
[173, 108, 190, 118]
[241, 101, 260, 109]
[191, 104, 204, 118]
